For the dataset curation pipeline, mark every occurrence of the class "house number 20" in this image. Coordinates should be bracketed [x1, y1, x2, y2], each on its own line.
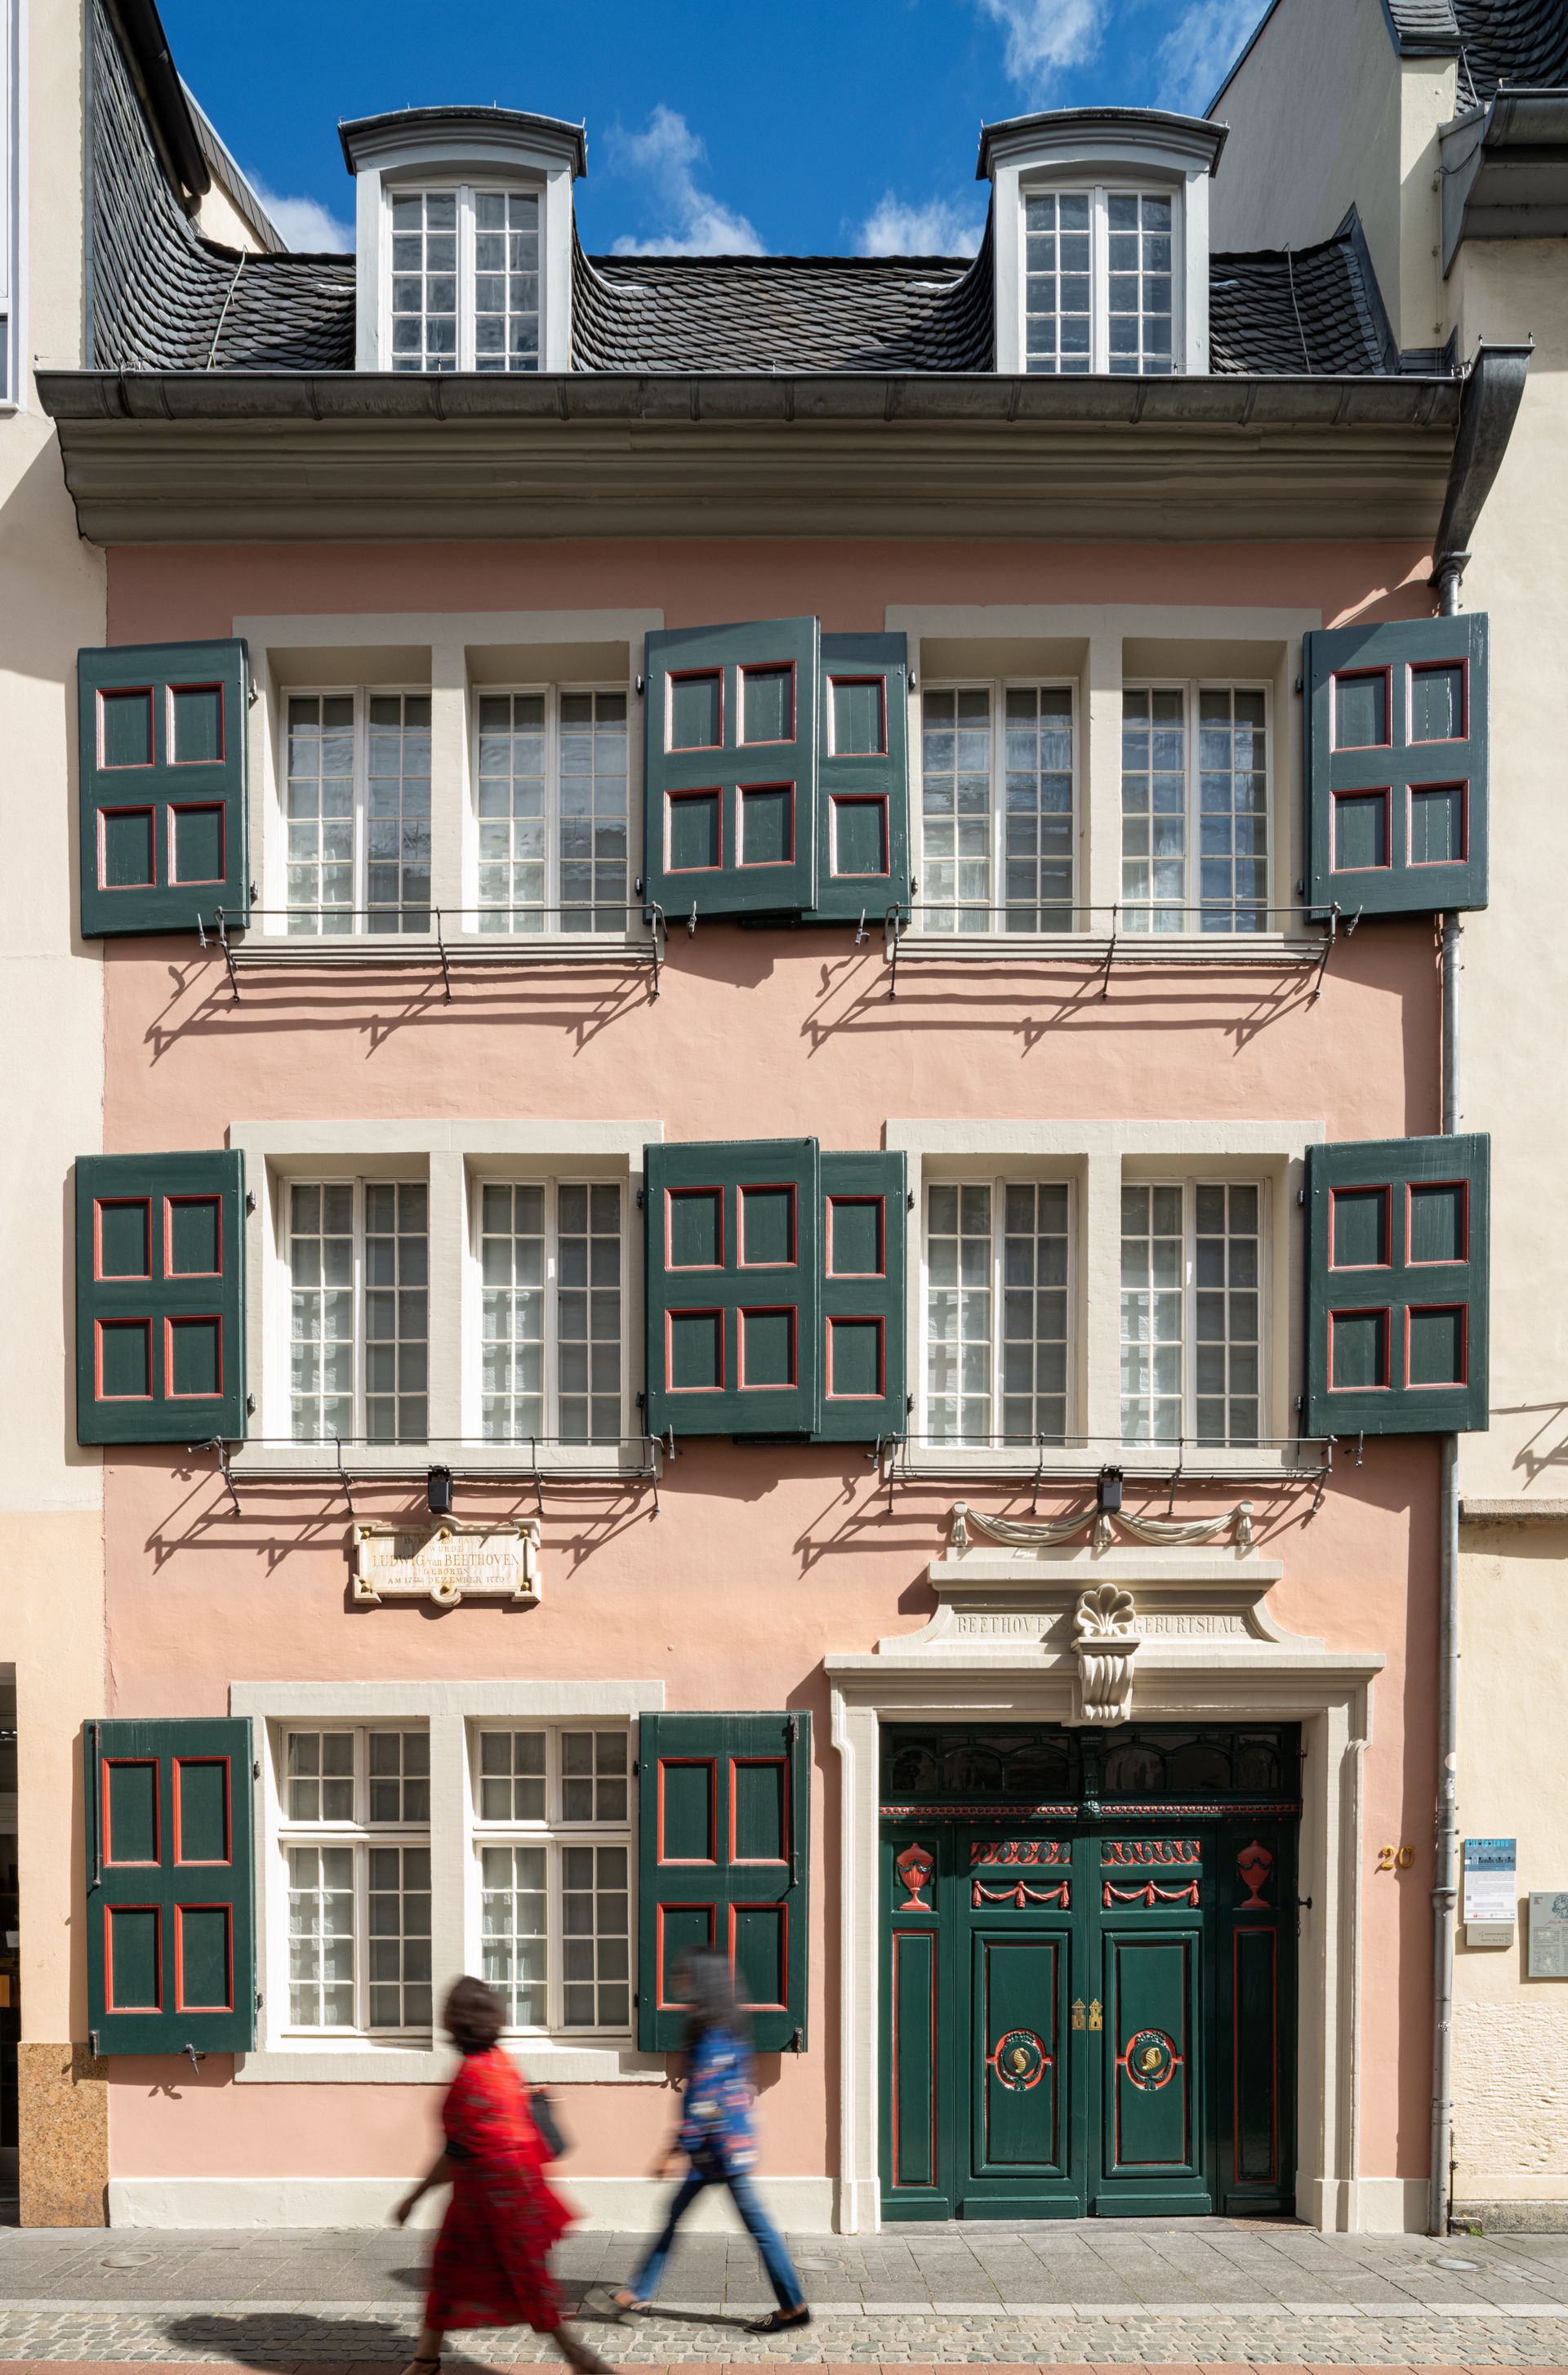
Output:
[1378, 1844, 1417, 1870]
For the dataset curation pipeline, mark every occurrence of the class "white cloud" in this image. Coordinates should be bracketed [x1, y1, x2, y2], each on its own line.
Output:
[606, 105, 764, 256]
[1156, 0, 1267, 111]
[245, 178, 353, 255]
[973, 0, 1105, 96]
[858, 193, 986, 257]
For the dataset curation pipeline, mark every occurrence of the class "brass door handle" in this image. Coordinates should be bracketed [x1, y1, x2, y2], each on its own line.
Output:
[1088, 1998, 1103, 2030]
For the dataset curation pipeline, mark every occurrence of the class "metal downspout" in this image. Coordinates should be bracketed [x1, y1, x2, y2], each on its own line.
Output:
[1431, 545, 1463, 2229]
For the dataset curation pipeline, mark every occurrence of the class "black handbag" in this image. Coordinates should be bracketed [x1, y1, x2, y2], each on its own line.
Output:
[530, 2084, 568, 2161]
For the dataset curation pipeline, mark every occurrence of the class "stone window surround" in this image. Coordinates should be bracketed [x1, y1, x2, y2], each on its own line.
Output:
[239, 609, 660, 948]
[893, 1116, 1322, 1476]
[229, 1118, 662, 1477]
[894, 602, 1314, 951]
[232, 1678, 666, 2084]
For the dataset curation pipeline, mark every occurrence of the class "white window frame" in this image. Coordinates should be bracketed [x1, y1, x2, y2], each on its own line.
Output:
[237, 1680, 663, 2085]
[1019, 180, 1185, 378]
[1117, 1174, 1269, 1448]
[919, 677, 1080, 933]
[891, 1122, 1312, 1478]
[471, 680, 632, 936]
[279, 684, 433, 937]
[235, 1121, 657, 1476]
[470, 1722, 634, 2041]
[380, 178, 544, 375]
[283, 1173, 430, 1446]
[470, 1173, 629, 1448]
[276, 1722, 433, 2042]
[920, 1174, 1077, 1447]
[1120, 677, 1272, 934]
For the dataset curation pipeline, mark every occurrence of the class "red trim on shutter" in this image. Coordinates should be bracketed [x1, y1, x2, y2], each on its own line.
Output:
[97, 687, 155, 767]
[1406, 779, 1469, 864]
[1326, 1306, 1390, 1392]
[167, 805, 228, 885]
[164, 682, 226, 764]
[736, 782, 796, 867]
[1331, 665, 1392, 750]
[95, 807, 158, 891]
[163, 1196, 223, 1279]
[654, 1900, 715, 2006]
[664, 668, 724, 751]
[1327, 1184, 1391, 1271]
[728, 1900, 787, 2010]
[736, 660, 797, 745]
[728, 1758, 790, 1865]
[174, 1902, 235, 2014]
[1405, 1177, 1470, 1263]
[663, 1308, 727, 1392]
[828, 791, 891, 877]
[163, 1314, 225, 1397]
[1404, 1302, 1469, 1388]
[656, 1758, 717, 1865]
[664, 1187, 725, 1272]
[103, 1904, 163, 2013]
[826, 675, 888, 755]
[1406, 653, 1468, 742]
[94, 1197, 152, 1281]
[102, 1759, 161, 1866]
[172, 1756, 232, 1866]
[662, 788, 724, 871]
[737, 1183, 797, 1267]
[95, 1317, 154, 1401]
[826, 1313, 885, 1399]
[737, 1305, 798, 1390]
[1330, 786, 1392, 871]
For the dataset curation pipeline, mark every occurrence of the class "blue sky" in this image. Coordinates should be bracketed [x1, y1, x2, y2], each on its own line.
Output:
[158, 0, 1269, 259]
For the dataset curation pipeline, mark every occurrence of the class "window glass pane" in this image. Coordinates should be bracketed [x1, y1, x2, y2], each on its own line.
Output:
[481, 1183, 546, 1442]
[481, 1844, 548, 2025]
[1194, 1183, 1262, 1444]
[286, 694, 355, 936]
[1001, 687, 1075, 930]
[290, 1183, 355, 1442]
[558, 691, 630, 934]
[286, 1730, 354, 1822]
[1122, 688, 1187, 933]
[477, 693, 546, 934]
[1120, 1182, 1184, 1441]
[287, 1844, 354, 2027]
[558, 1181, 621, 1444]
[999, 1183, 1071, 1444]
[473, 188, 540, 376]
[921, 687, 991, 933]
[367, 1844, 433, 2030]
[560, 1730, 630, 1823]
[561, 1843, 630, 2030]
[366, 693, 431, 934]
[365, 1183, 429, 1444]
[927, 1183, 992, 1441]
[1024, 190, 1092, 377]
[389, 189, 461, 374]
[477, 1729, 546, 1821]
[1105, 189, 1174, 377]
[1196, 688, 1268, 933]
[367, 1731, 430, 1824]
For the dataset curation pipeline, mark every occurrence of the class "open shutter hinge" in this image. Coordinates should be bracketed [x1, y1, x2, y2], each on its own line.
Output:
[636, 1189, 645, 1209]
[1297, 1187, 1305, 1206]
[791, 2026, 804, 2053]
[252, 1758, 261, 1780]
[246, 1192, 256, 1215]
[89, 2029, 100, 2058]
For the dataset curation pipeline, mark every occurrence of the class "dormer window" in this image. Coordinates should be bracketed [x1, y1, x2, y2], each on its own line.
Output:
[979, 109, 1225, 379]
[342, 108, 586, 375]
[1023, 189, 1174, 376]
[390, 187, 541, 372]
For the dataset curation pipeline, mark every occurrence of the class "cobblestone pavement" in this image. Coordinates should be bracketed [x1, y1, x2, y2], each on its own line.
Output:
[0, 2221, 1566, 2365]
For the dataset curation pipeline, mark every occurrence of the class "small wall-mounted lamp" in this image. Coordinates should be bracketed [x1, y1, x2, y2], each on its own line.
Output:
[1096, 1465, 1124, 1517]
[427, 1466, 454, 1518]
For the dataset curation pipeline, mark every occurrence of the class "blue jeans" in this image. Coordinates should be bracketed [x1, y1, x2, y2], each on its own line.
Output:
[630, 2164, 805, 2312]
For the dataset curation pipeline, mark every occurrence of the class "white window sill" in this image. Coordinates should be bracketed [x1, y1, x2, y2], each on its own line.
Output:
[237, 2039, 666, 2084]
[899, 929, 1325, 965]
[890, 1442, 1323, 1482]
[224, 930, 654, 966]
[228, 1442, 657, 1481]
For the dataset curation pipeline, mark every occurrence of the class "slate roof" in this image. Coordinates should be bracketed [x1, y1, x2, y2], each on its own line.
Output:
[1384, 0, 1568, 102]
[88, 0, 1417, 385]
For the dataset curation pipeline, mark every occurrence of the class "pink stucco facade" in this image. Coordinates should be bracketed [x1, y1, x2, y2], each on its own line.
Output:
[96, 532, 1446, 2225]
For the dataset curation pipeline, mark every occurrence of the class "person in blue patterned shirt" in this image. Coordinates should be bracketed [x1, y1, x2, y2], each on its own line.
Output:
[612, 1950, 810, 2333]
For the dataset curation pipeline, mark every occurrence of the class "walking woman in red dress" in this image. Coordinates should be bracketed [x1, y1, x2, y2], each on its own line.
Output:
[394, 1977, 610, 2375]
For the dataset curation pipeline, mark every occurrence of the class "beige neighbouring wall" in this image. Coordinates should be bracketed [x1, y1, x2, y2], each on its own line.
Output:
[0, 0, 109, 2223]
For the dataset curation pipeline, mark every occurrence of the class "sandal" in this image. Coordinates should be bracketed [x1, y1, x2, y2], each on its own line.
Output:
[609, 2288, 651, 2313]
[744, 2305, 812, 2333]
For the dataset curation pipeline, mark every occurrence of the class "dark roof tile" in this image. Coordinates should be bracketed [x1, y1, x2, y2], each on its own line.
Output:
[1209, 225, 1393, 377]
[1385, 0, 1568, 100]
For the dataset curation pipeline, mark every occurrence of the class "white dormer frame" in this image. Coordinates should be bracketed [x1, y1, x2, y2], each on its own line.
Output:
[981, 114, 1223, 378]
[345, 115, 581, 374]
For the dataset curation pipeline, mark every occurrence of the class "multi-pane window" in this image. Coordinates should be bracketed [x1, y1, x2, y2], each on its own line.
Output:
[475, 1728, 632, 2034]
[1120, 1182, 1262, 1444]
[289, 1181, 429, 1444]
[283, 1728, 432, 2034]
[479, 1181, 623, 1445]
[1024, 186, 1175, 376]
[475, 688, 630, 934]
[1121, 686, 1268, 933]
[921, 684, 1075, 933]
[390, 186, 541, 374]
[926, 1181, 1071, 1443]
[285, 691, 432, 935]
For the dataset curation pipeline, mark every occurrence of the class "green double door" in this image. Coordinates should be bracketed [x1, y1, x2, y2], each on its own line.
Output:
[880, 1726, 1296, 2220]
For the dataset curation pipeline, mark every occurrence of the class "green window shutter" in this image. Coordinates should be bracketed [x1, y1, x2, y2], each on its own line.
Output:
[637, 1710, 809, 2053]
[85, 1717, 256, 2057]
[808, 634, 912, 924]
[1303, 613, 1487, 918]
[815, 1150, 908, 1441]
[1304, 1133, 1489, 1435]
[644, 1138, 822, 1438]
[76, 1151, 248, 1445]
[642, 618, 821, 921]
[78, 641, 252, 938]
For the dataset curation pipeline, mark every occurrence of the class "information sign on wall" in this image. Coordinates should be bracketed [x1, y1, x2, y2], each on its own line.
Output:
[1462, 1836, 1517, 1923]
[1527, 1892, 1568, 1979]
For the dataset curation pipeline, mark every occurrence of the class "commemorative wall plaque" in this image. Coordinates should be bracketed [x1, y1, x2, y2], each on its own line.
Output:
[352, 1519, 541, 1607]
